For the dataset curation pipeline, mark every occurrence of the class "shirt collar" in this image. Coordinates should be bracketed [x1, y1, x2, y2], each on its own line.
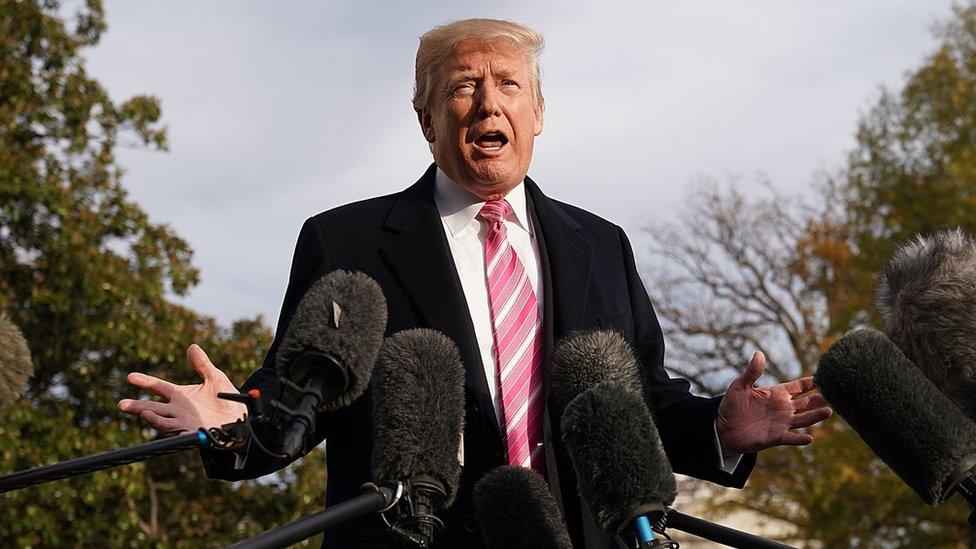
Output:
[433, 167, 533, 239]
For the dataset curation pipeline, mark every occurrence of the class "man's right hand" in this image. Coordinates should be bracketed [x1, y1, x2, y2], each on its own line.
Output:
[118, 344, 247, 435]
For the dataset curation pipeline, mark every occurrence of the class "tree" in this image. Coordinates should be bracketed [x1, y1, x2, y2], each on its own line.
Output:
[840, 1, 976, 328]
[647, 181, 974, 546]
[643, 2, 976, 545]
[645, 177, 834, 395]
[0, 1, 326, 545]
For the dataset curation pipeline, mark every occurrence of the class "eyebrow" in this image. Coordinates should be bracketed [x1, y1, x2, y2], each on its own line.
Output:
[446, 66, 520, 84]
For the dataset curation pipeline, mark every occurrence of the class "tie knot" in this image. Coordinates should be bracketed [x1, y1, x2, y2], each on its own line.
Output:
[478, 200, 512, 224]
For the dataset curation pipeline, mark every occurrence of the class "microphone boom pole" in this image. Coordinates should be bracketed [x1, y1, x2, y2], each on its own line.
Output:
[229, 483, 401, 549]
[0, 390, 260, 493]
[666, 510, 795, 549]
[0, 424, 241, 493]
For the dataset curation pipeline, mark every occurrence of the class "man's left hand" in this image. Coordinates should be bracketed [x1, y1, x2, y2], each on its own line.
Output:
[716, 351, 832, 457]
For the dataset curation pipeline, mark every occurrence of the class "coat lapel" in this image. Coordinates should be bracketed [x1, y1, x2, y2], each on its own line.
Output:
[526, 177, 593, 542]
[525, 177, 592, 335]
[379, 165, 497, 430]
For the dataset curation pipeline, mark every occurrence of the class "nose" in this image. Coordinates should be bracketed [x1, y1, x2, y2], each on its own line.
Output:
[477, 82, 502, 119]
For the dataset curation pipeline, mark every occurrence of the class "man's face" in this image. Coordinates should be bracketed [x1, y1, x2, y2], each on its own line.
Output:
[419, 40, 544, 201]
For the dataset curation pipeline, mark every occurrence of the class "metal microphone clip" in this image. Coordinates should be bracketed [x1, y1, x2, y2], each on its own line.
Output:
[376, 475, 446, 548]
[215, 389, 286, 458]
[945, 454, 976, 527]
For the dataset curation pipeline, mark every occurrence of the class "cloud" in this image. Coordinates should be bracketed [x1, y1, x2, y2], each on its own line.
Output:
[85, 0, 952, 326]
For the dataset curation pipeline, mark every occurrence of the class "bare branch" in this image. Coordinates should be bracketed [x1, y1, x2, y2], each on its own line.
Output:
[642, 177, 831, 391]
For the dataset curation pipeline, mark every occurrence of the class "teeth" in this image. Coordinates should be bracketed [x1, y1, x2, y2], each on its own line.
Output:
[476, 133, 505, 152]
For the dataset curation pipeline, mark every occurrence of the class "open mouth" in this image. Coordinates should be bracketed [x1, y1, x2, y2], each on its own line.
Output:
[474, 131, 509, 152]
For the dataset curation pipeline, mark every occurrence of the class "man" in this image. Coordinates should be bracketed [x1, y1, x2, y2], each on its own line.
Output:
[118, 18, 831, 548]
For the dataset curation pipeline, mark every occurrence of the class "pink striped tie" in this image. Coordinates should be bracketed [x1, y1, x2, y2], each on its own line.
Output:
[478, 200, 546, 474]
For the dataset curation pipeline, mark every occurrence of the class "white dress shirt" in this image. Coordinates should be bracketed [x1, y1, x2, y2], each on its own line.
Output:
[433, 168, 543, 427]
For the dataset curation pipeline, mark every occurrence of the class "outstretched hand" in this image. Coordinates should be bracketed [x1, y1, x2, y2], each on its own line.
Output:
[117, 344, 246, 435]
[716, 351, 832, 457]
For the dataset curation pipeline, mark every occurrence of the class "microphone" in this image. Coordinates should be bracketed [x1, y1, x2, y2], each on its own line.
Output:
[555, 341, 796, 547]
[274, 270, 387, 459]
[232, 329, 462, 548]
[815, 328, 976, 524]
[0, 312, 33, 411]
[876, 228, 976, 419]
[371, 328, 465, 548]
[561, 380, 678, 547]
[473, 466, 573, 549]
[550, 330, 642, 412]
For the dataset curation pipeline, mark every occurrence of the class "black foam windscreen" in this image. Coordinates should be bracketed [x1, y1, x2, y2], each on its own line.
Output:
[814, 328, 976, 505]
[561, 380, 677, 535]
[550, 330, 642, 413]
[0, 312, 33, 411]
[473, 466, 573, 549]
[274, 270, 387, 412]
[876, 228, 976, 419]
[372, 328, 465, 505]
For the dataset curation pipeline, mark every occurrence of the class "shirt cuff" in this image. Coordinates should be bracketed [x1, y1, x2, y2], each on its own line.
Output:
[713, 420, 743, 474]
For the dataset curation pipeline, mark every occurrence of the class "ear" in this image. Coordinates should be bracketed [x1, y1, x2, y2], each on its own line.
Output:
[416, 108, 436, 143]
[534, 105, 544, 136]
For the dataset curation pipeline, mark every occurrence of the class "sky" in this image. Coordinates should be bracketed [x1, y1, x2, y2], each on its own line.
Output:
[80, 0, 955, 329]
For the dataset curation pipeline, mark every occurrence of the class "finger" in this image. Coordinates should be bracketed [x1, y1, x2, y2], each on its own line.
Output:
[789, 407, 833, 429]
[777, 432, 814, 446]
[779, 376, 816, 396]
[140, 410, 184, 434]
[187, 344, 217, 382]
[792, 392, 829, 412]
[736, 351, 765, 389]
[118, 398, 173, 417]
[126, 372, 178, 400]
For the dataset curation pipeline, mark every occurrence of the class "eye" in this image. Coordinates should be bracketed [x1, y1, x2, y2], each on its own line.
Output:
[452, 82, 475, 96]
[501, 79, 520, 88]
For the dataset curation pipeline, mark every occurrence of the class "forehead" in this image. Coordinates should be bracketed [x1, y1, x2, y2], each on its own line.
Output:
[439, 40, 532, 77]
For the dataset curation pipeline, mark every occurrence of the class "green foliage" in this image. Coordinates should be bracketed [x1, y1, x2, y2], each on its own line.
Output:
[0, 1, 326, 545]
[839, 1, 976, 329]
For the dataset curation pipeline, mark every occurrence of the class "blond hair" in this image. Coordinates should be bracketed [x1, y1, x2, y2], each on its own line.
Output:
[413, 18, 545, 113]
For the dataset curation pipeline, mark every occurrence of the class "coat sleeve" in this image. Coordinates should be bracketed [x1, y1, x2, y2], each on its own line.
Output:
[617, 226, 756, 488]
[199, 217, 333, 481]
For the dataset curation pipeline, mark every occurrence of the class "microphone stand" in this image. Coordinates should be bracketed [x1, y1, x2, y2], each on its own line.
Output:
[0, 390, 267, 493]
[664, 510, 795, 549]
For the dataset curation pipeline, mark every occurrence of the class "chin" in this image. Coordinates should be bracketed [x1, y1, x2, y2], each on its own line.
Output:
[467, 161, 523, 192]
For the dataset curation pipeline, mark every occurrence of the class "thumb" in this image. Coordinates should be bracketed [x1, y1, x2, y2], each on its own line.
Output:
[736, 351, 765, 389]
[187, 344, 218, 382]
